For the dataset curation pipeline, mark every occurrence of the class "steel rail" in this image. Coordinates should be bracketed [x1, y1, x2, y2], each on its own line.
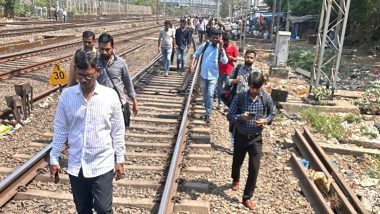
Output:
[295, 129, 357, 214]
[0, 24, 158, 63]
[0, 144, 52, 207]
[289, 152, 334, 214]
[158, 55, 202, 214]
[302, 127, 369, 214]
[0, 28, 160, 79]
[293, 127, 369, 214]
[0, 51, 163, 208]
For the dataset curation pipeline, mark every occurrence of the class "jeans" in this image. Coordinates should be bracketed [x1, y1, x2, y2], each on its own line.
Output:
[231, 131, 263, 200]
[201, 78, 217, 116]
[215, 73, 228, 104]
[161, 47, 172, 74]
[176, 48, 186, 70]
[69, 169, 114, 214]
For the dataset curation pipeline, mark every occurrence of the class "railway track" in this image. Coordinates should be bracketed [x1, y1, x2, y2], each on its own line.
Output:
[0, 24, 160, 80]
[0, 48, 213, 213]
[290, 126, 369, 214]
[0, 17, 161, 38]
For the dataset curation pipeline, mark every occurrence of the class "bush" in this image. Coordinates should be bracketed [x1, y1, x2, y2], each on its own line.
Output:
[288, 46, 314, 71]
[356, 80, 380, 115]
[14, 3, 32, 17]
[301, 108, 345, 139]
[343, 114, 361, 124]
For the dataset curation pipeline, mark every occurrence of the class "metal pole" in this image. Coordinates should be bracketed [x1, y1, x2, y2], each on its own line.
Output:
[285, 0, 290, 31]
[276, 0, 282, 34]
[242, 1, 249, 52]
[238, 1, 243, 52]
[156, 0, 159, 24]
[333, 0, 351, 90]
[269, 0, 277, 39]
[216, 0, 220, 19]
[311, 0, 327, 87]
[163, 0, 166, 16]
[316, 0, 333, 87]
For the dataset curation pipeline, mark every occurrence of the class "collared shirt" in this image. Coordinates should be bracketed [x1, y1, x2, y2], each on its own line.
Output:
[193, 42, 228, 80]
[50, 82, 125, 178]
[175, 27, 192, 49]
[68, 47, 97, 87]
[226, 64, 262, 93]
[159, 28, 175, 49]
[97, 54, 136, 105]
[227, 91, 275, 135]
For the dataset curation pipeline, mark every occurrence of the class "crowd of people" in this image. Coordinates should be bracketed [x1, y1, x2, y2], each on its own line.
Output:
[48, 15, 275, 212]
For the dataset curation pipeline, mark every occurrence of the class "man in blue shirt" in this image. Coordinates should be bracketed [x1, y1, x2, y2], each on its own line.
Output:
[175, 19, 192, 74]
[190, 28, 228, 123]
[227, 72, 275, 210]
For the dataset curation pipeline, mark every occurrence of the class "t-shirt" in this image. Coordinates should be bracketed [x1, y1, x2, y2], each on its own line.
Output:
[218, 43, 238, 75]
[159, 28, 175, 48]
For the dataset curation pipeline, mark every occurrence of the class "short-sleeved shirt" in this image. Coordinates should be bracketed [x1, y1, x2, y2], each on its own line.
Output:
[159, 28, 175, 49]
[219, 42, 238, 75]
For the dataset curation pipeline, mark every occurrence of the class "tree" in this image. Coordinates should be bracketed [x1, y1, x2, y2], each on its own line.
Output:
[3, 0, 16, 17]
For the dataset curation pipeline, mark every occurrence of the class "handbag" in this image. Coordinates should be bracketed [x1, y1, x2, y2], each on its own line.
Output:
[220, 64, 242, 107]
[103, 66, 131, 127]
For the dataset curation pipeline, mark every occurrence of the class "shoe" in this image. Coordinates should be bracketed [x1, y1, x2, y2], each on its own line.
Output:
[204, 115, 210, 123]
[164, 73, 168, 77]
[231, 181, 239, 190]
[242, 199, 255, 210]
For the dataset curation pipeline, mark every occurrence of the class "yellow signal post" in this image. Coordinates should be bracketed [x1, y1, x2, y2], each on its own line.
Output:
[48, 63, 68, 85]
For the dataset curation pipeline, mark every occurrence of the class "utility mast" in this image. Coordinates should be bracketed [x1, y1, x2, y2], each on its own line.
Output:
[311, 0, 351, 94]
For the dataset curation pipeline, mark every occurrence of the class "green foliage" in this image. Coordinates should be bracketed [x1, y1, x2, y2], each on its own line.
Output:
[371, 155, 380, 178]
[264, 0, 322, 16]
[3, 0, 16, 17]
[360, 124, 379, 138]
[310, 87, 331, 101]
[34, 0, 48, 8]
[287, 45, 314, 71]
[343, 114, 361, 124]
[14, 3, 31, 17]
[301, 108, 345, 139]
[356, 81, 380, 115]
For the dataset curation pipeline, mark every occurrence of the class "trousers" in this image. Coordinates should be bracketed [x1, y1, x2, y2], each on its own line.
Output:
[231, 130, 263, 200]
[69, 169, 114, 214]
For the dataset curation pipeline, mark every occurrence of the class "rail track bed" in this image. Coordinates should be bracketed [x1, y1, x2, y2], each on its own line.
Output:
[0, 52, 216, 213]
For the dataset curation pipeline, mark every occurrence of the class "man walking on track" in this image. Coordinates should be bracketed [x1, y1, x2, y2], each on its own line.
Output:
[97, 33, 139, 115]
[227, 72, 275, 210]
[158, 20, 175, 77]
[68, 31, 97, 86]
[190, 28, 228, 123]
[175, 19, 192, 74]
[50, 50, 125, 214]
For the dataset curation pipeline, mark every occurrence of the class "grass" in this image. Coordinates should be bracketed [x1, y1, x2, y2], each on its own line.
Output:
[343, 114, 361, 124]
[301, 108, 345, 139]
[370, 155, 380, 178]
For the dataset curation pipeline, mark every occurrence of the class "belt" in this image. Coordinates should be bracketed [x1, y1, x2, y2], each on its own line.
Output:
[238, 132, 260, 139]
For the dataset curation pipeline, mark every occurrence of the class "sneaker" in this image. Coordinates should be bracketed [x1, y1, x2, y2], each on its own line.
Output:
[204, 115, 210, 123]
[164, 73, 168, 77]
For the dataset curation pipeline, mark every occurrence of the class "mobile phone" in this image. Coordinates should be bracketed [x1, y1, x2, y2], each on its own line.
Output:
[248, 112, 255, 117]
[54, 171, 60, 184]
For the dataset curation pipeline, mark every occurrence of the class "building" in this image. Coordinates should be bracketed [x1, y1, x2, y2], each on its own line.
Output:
[159, 0, 219, 16]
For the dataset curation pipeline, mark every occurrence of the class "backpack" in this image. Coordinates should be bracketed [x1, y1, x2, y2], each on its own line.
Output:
[229, 91, 269, 134]
[200, 42, 221, 66]
[219, 64, 243, 107]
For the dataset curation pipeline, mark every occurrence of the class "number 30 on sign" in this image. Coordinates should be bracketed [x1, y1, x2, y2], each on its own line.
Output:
[48, 63, 68, 85]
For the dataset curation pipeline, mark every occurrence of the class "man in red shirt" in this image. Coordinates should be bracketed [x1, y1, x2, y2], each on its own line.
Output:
[216, 33, 238, 109]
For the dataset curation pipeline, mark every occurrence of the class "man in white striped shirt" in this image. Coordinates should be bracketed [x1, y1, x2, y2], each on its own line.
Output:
[49, 50, 125, 214]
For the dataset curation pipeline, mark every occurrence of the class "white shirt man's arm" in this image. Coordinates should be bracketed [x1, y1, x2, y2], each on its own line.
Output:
[110, 93, 125, 164]
[49, 94, 70, 165]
